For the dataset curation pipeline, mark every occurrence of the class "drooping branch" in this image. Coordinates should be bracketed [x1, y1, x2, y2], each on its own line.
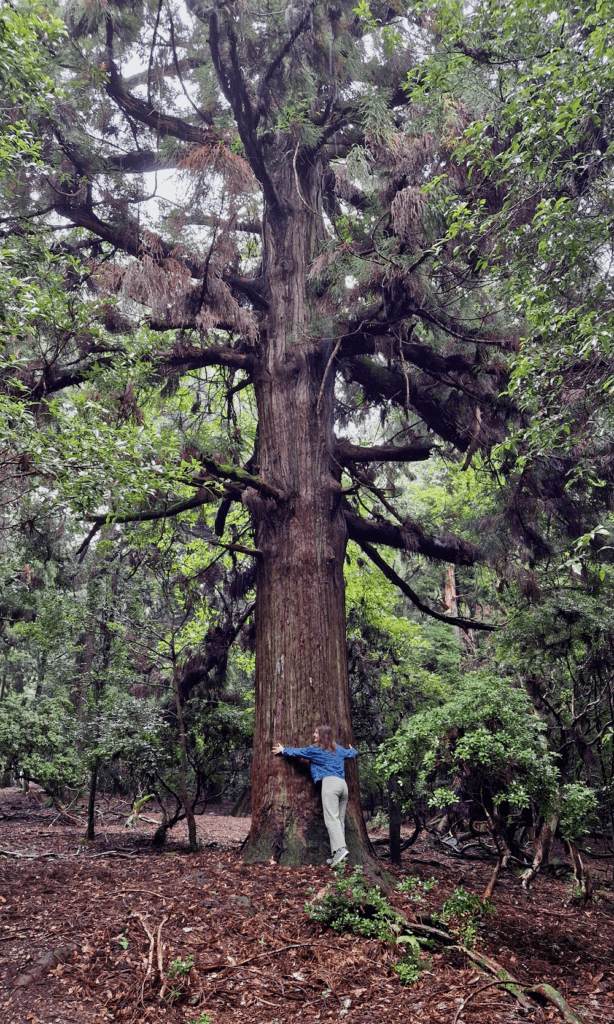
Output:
[344, 506, 479, 565]
[356, 539, 498, 632]
[335, 437, 433, 465]
[344, 355, 473, 451]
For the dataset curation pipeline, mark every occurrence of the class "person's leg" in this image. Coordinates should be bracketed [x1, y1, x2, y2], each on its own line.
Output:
[321, 776, 346, 854]
[338, 779, 349, 845]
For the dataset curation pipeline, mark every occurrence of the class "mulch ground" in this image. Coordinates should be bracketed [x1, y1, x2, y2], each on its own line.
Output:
[1, 788, 613, 1024]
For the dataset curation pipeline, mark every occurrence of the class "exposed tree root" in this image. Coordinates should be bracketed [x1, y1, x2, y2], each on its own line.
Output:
[521, 812, 558, 888]
[12, 942, 79, 988]
[453, 979, 518, 1024]
[459, 945, 585, 1023]
[528, 983, 586, 1024]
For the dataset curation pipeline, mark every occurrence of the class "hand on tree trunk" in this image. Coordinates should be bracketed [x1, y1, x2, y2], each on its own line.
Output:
[272, 743, 284, 755]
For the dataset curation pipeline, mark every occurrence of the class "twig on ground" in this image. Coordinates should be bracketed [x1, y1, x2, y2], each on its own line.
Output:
[132, 910, 156, 983]
[156, 915, 169, 999]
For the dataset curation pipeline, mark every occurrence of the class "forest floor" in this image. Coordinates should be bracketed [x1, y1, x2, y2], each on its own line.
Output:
[1, 787, 613, 1024]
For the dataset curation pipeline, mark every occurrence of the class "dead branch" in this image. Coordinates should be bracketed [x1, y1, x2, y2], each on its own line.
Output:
[132, 910, 156, 983]
[156, 915, 169, 999]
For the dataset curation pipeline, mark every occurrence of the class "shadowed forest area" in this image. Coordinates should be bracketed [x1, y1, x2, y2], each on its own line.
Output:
[2, 0, 614, 1020]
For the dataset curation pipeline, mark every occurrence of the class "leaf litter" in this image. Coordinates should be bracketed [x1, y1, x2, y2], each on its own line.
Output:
[1, 788, 613, 1024]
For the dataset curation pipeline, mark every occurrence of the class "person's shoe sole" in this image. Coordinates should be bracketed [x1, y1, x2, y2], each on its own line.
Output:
[330, 848, 348, 868]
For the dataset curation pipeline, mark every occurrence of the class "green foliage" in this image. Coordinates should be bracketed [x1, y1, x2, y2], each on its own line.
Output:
[0, 2, 65, 168]
[392, 945, 422, 985]
[167, 957, 194, 978]
[396, 875, 436, 903]
[435, 888, 494, 948]
[375, 672, 559, 818]
[166, 956, 194, 1002]
[0, 691, 84, 794]
[306, 868, 428, 983]
[559, 783, 598, 843]
[305, 867, 402, 943]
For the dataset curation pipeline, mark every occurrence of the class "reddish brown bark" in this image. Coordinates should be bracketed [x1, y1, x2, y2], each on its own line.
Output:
[243, 144, 371, 864]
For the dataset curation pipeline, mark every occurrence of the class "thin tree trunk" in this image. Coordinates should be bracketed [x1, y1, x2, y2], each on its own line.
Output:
[521, 812, 558, 889]
[172, 659, 198, 853]
[483, 846, 510, 901]
[567, 840, 592, 901]
[86, 757, 99, 841]
[388, 776, 402, 866]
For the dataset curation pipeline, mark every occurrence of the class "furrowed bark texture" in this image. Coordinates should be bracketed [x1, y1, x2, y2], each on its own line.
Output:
[243, 143, 371, 864]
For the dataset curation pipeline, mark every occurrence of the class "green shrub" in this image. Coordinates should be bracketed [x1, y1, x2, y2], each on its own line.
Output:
[305, 868, 429, 984]
[435, 887, 494, 947]
[305, 867, 400, 942]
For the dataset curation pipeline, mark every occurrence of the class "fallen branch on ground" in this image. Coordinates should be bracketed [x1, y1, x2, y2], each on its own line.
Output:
[12, 942, 79, 988]
[459, 945, 585, 1023]
[0, 849, 57, 859]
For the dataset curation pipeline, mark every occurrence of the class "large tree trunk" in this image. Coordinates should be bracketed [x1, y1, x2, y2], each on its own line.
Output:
[243, 144, 372, 864]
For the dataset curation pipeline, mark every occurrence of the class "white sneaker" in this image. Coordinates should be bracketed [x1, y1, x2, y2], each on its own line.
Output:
[330, 847, 348, 868]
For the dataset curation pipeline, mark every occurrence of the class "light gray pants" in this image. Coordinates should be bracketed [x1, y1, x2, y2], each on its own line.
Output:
[322, 775, 348, 853]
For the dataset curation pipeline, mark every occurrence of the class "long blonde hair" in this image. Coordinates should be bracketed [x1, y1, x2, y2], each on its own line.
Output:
[315, 724, 336, 752]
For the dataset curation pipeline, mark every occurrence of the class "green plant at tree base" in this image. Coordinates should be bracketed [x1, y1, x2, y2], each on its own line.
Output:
[435, 888, 495, 948]
[305, 868, 430, 983]
[396, 875, 437, 905]
[187, 1015, 212, 1024]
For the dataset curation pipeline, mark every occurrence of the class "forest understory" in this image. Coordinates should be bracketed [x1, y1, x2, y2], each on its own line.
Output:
[1, 788, 613, 1024]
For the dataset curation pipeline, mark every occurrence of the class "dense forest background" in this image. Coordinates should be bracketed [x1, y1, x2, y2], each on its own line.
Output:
[1, 0, 614, 882]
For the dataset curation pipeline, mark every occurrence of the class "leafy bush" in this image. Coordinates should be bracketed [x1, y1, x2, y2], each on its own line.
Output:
[376, 672, 559, 833]
[435, 887, 494, 947]
[306, 868, 401, 942]
[559, 782, 598, 842]
[305, 868, 429, 984]
[396, 875, 436, 903]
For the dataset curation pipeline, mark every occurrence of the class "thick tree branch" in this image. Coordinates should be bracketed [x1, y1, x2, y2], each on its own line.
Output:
[104, 15, 214, 147]
[335, 437, 433, 465]
[344, 506, 479, 565]
[356, 539, 498, 632]
[208, 9, 280, 213]
[156, 345, 254, 373]
[345, 354, 472, 451]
